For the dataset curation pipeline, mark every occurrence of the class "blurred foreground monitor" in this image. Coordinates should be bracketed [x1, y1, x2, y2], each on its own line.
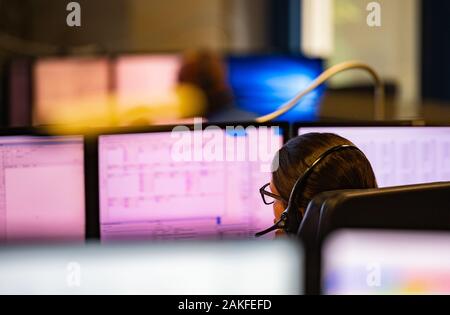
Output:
[0, 240, 302, 295]
[323, 230, 450, 295]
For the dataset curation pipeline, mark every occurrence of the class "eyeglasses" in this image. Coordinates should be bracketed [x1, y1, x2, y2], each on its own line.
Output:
[259, 183, 285, 205]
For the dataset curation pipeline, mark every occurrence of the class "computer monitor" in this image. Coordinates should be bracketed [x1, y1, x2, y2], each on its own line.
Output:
[297, 126, 450, 187]
[0, 240, 302, 295]
[227, 55, 324, 122]
[322, 229, 450, 295]
[98, 125, 284, 241]
[33, 57, 111, 125]
[114, 55, 181, 111]
[0, 134, 85, 242]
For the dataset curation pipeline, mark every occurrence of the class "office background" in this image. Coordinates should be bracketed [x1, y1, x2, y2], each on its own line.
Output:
[0, 0, 449, 125]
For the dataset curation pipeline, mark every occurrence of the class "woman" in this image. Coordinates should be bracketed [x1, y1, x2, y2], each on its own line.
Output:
[177, 50, 257, 122]
[260, 132, 378, 237]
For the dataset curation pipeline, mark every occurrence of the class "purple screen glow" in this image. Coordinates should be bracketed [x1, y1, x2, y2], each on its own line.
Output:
[0, 136, 85, 242]
[99, 127, 283, 241]
[298, 126, 450, 187]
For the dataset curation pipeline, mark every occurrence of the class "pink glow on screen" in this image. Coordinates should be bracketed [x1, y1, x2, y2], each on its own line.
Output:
[0, 136, 85, 242]
[99, 127, 283, 241]
[34, 58, 110, 125]
[115, 55, 181, 110]
[298, 127, 450, 187]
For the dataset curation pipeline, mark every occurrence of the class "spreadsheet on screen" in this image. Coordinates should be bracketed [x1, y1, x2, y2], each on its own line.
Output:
[98, 127, 283, 241]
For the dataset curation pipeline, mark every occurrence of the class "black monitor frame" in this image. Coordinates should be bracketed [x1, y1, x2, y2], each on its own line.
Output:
[86, 121, 290, 240]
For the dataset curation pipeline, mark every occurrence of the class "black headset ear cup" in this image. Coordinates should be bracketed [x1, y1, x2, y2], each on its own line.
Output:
[282, 144, 365, 236]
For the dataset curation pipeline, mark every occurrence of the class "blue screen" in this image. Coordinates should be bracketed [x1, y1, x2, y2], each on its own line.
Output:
[227, 55, 325, 122]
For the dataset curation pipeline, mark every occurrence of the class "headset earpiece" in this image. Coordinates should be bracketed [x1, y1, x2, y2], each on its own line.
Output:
[255, 144, 365, 238]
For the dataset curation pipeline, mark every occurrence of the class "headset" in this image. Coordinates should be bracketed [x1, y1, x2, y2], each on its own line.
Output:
[255, 144, 365, 237]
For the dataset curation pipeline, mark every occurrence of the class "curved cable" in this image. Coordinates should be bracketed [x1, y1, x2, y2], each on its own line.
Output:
[255, 61, 385, 123]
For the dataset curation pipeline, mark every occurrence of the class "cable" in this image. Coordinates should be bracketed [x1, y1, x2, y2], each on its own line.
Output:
[255, 61, 385, 123]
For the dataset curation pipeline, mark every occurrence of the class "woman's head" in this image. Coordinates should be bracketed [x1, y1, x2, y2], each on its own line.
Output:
[178, 50, 233, 116]
[270, 133, 378, 226]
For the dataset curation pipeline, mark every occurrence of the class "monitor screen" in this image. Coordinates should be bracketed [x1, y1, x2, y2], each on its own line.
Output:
[114, 55, 181, 111]
[99, 126, 283, 241]
[298, 126, 450, 187]
[0, 136, 85, 242]
[0, 240, 302, 295]
[227, 55, 324, 122]
[322, 230, 450, 295]
[33, 57, 111, 125]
